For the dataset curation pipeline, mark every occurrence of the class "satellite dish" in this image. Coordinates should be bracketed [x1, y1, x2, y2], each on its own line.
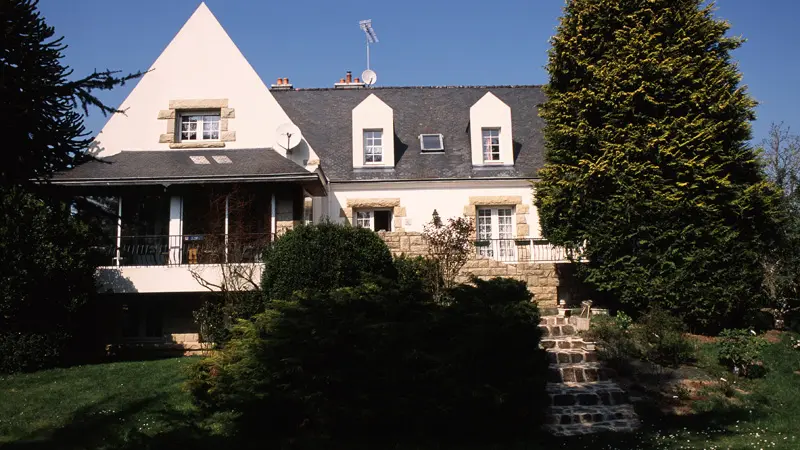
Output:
[361, 69, 377, 86]
[275, 123, 302, 151]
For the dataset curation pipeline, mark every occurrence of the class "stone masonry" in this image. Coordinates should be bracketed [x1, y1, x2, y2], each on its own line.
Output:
[379, 231, 563, 306]
[540, 315, 640, 436]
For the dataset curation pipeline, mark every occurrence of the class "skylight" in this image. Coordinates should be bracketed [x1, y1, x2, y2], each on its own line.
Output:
[189, 156, 210, 164]
[420, 134, 444, 152]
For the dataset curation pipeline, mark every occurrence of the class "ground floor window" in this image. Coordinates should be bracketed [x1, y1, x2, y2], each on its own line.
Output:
[476, 206, 515, 259]
[355, 209, 392, 232]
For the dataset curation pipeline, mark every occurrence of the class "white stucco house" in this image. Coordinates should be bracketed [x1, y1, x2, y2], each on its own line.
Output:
[51, 3, 575, 350]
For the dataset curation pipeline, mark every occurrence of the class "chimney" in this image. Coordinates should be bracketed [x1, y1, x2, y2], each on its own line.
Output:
[334, 70, 366, 89]
[270, 77, 293, 91]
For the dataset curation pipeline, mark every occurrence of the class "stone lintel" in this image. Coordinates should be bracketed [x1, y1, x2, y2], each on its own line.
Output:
[169, 99, 229, 110]
[169, 141, 225, 149]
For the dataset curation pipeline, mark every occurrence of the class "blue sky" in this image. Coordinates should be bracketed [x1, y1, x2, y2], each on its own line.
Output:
[38, 0, 799, 146]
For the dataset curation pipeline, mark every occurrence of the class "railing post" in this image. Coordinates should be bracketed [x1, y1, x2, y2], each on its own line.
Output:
[115, 196, 122, 267]
[224, 194, 230, 263]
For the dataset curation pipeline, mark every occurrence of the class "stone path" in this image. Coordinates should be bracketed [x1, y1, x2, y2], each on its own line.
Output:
[540, 315, 640, 436]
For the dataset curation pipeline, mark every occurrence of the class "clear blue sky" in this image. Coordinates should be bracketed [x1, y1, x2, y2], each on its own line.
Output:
[38, 0, 799, 146]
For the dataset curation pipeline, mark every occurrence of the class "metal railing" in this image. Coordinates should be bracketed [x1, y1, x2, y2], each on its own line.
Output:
[94, 233, 273, 267]
[474, 238, 574, 263]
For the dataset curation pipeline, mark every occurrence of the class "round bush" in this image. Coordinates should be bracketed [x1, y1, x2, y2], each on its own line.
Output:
[261, 222, 396, 300]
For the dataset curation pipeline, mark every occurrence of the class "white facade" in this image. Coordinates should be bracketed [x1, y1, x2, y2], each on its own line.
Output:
[351, 94, 396, 168]
[327, 180, 542, 237]
[91, 3, 319, 170]
[469, 92, 514, 166]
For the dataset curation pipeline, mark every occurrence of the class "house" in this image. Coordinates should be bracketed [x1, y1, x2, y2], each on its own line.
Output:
[50, 3, 577, 350]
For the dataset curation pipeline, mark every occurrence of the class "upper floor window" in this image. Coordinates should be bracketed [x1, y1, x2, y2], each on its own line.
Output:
[482, 128, 500, 162]
[180, 113, 220, 141]
[364, 129, 383, 164]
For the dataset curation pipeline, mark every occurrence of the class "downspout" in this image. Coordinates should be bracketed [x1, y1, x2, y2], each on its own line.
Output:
[271, 193, 277, 239]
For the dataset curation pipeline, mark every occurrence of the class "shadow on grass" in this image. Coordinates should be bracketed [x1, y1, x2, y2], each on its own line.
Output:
[4, 396, 223, 450]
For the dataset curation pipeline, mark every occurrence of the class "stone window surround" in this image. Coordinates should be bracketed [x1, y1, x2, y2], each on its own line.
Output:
[341, 198, 406, 232]
[463, 196, 529, 238]
[158, 99, 236, 149]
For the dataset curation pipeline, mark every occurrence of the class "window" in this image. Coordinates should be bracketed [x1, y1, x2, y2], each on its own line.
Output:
[180, 113, 220, 141]
[476, 207, 515, 260]
[364, 130, 383, 163]
[355, 209, 392, 232]
[419, 134, 444, 152]
[482, 128, 500, 162]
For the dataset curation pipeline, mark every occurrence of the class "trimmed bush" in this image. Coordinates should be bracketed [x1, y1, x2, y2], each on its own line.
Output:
[187, 278, 547, 442]
[393, 254, 440, 294]
[718, 329, 768, 378]
[261, 222, 395, 300]
[0, 332, 68, 374]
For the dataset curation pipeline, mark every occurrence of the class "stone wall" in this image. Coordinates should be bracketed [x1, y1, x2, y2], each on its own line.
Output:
[379, 231, 571, 307]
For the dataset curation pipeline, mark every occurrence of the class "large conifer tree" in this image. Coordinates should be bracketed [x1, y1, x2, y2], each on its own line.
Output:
[535, 0, 783, 331]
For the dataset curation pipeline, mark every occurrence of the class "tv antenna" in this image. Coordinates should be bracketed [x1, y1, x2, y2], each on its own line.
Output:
[359, 19, 379, 86]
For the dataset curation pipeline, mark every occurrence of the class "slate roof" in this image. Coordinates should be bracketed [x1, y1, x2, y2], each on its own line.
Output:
[50, 148, 322, 187]
[272, 85, 546, 182]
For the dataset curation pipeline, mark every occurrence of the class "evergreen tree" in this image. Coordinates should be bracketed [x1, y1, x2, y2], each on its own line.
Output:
[1, 0, 142, 187]
[535, 0, 783, 332]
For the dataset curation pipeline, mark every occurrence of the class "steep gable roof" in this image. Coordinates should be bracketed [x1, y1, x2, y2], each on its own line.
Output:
[91, 3, 308, 161]
[272, 86, 546, 182]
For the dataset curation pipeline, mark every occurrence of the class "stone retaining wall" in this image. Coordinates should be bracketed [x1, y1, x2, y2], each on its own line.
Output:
[379, 231, 573, 307]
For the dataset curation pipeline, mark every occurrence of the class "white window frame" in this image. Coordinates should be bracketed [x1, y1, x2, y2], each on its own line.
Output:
[482, 128, 501, 162]
[476, 206, 515, 260]
[179, 111, 221, 142]
[419, 134, 444, 152]
[354, 209, 393, 232]
[363, 129, 384, 164]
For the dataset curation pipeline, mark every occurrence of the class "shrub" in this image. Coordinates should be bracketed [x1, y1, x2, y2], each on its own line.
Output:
[187, 278, 548, 442]
[0, 188, 97, 373]
[717, 329, 768, 378]
[587, 308, 694, 369]
[422, 210, 474, 298]
[261, 222, 395, 300]
[393, 254, 440, 294]
[0, 332, 68, 374]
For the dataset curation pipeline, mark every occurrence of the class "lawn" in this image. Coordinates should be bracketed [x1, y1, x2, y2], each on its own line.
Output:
[0, 357, 202, 449]
[1, 335, 798, 449]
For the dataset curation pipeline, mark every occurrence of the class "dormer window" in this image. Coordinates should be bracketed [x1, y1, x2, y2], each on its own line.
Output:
[180, 113, 220, 141]
[420, 134, 444, 152]
[364, 129, 384, 163]
[482, 128, 500, 161]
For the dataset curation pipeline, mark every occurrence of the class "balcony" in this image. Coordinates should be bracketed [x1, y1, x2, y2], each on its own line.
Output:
[94, 233, 272, 266]
[94, 233, 272, 294]
[474, 238, 578, 264]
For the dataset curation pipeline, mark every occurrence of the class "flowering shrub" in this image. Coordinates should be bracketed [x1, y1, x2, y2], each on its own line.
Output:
[717, 329, 767, 378]
[422, 210, 474, 299]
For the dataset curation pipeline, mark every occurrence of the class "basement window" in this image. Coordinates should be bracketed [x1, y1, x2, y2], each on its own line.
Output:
[420, 134, 444, 152]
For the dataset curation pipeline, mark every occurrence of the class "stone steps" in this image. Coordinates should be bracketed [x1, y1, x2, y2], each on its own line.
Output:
[548, 362, 610, 383]
[546, 348, 598, 364]
[546, 381, 629, 407]
[541, 336, 593, 350]
[545, 404, 640, 436]
[539, 314, 639, 436]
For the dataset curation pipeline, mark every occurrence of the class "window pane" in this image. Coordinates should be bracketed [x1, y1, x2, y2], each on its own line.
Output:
[421, 134, 442, 150]
[364, 130, 383, 163]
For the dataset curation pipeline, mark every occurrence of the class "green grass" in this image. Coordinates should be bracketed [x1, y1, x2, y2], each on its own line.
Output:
[0, 357, 200, 449]
[1, 336, 798, 450]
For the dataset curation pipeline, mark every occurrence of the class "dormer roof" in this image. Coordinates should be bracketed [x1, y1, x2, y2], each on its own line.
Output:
[272, 86, 546, 182]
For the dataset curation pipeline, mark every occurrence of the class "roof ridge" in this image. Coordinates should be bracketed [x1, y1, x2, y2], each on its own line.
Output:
[282, 84, 545, 92]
